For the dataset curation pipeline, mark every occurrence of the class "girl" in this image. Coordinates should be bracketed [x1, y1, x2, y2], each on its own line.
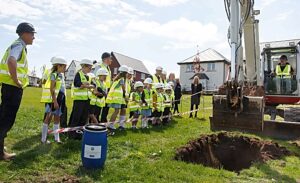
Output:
[141, 78, 153, 129]
[105, 65, 128, 130]
[41, 57, 67, 144]
[93, 68, 108, 122]
[68, 59, 94, 139]
[128, 81, 144, 129]
[190, 76, 202, 118]
[152, 83, 165, 126]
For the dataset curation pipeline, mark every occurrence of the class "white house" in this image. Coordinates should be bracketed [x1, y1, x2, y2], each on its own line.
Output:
[65, 60, 81, 88]
[177, 48, 230, 92]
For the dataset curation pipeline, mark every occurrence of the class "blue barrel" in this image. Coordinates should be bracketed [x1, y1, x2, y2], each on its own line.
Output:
[81, 124, 107, 169]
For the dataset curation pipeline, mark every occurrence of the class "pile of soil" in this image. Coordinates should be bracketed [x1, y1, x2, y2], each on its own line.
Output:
[175, 132, 290, 172]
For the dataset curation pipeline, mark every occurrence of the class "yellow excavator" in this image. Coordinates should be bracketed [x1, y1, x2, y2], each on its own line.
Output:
[210, 0, 300, 139]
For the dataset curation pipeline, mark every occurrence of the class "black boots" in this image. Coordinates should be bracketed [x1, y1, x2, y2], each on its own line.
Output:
[0, 138, 16, 161]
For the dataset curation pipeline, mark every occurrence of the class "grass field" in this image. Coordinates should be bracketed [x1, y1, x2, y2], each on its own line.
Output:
[0, 87, 300, 183]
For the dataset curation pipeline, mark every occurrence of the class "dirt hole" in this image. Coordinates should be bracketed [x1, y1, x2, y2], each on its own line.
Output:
[175, 132, 290, 172]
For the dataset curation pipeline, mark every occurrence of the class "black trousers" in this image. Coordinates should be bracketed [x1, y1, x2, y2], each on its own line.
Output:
[163, 107, 171, 123]
[174, 103, 179, 113]
[94, 106, 102, 122]
[190, 104, 199, 117]
[100, 104, 109, 122]
[0, 84, 23, 139]
[68, 100, 89, 139]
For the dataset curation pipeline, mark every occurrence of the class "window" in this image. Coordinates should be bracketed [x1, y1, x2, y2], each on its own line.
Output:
[186, 64, 193, 72]
[114, 68, 118, 74]
[141, 73, 145, 80]
[207, 63, 216, 71]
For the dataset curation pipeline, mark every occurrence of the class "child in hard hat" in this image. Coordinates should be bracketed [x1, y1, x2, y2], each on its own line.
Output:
[68, 59, 94, 139]
[106, 65, 128, 130]
[140, 78, 153, 128]
[92, 68, 109, 122]
[117, 67, 134, 130]
[128, 81, 144, 129]
[87, 73, 99, 124]
[163, 84, 173, 124]
[40, 57, 67, 144]
[152, 83, 165, 125]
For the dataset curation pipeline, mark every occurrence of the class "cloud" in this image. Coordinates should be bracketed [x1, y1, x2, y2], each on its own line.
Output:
[0, 24, 15, 32]
[0, 0, 43, 19]
[143, 0, 189, 7]
[277, 11, 293, 21]
[123, 17, 218, 50]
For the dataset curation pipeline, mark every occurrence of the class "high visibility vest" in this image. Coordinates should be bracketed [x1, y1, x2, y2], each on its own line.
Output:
[128, 92, 142, 112]
[125, 79, 132, 98]
[171, 89, 175, 101]
[100, 63, 112, 89]
[152, 74, 163, 89]
[0, 40, 29, 88]
[94, 79, 107, 108]
[276, 65, 291, 78]
[72, 71, 89, 100]
[142, 88, 153, 110]
[106, 79, 125, 105]
[40, 72, 63, 103]
[155, 93, 165, 112]
[163, 93, 172, 108]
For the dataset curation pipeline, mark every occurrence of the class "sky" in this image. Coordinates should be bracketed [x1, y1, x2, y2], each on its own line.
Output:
[0, 0, 299, 77]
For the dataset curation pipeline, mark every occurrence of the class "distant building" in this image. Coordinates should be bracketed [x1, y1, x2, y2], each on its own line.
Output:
[177, 48, 230, 92]
[65, 60, 81, 88]
[111, 52, 151, 81]
[28, 75, 39, 87]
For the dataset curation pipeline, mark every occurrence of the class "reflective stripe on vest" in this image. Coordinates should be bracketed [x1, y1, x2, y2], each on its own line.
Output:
[125, 79, 131, 98]
[100, 63, 111, 89]
[95, 80, 106, 107]
[40, 72, 63, 103]
[0, 40, 29, 88]
[276, 65, 291, 78]
[142, 89, 153, 109]
[163, 94, 172, 108]
[155, 93, 165, 112]
[129, 92, 141, 112]
[72, 71, 89, 100]
[106, 78, 125, 105]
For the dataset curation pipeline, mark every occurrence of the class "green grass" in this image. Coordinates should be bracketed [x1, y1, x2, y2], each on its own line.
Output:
[0, 87, 300, 183]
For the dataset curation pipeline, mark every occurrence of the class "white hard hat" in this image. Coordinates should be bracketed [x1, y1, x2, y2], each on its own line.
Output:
[164, 84, 172, 90]
[134, 81, 144, 89]
[155, 83, 164, 89]
[162, 70, 167, 75]
[51, 57, 67, 65]
[168, 81, 174, 87]
[80, 59, 93, 66]
[118, 65, 129, 73]
[87, 73, 96, 78]
[144, 78, 153, 84]
[128, 67, 134, 75]
[156, 66, 163, 71]
[96, 68, 109, 76]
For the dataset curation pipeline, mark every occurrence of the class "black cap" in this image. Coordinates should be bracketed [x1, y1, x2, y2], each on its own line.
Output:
[16, 22, 36, 35]
[280, 55, 288, 60]
[101, 52, 111, 60]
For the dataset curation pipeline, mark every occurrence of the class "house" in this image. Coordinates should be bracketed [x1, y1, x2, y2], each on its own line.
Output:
[177, 48, 230, 92]
[28, 75, 39, 87]
[65, 60, 81, 88]
[111, 52, 151, 81]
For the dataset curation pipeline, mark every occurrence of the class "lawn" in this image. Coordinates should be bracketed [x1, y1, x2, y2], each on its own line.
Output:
[0, 87, 300, 183]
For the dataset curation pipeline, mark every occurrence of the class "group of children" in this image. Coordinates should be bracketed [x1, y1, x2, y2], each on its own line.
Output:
[40, 57, 176, 143]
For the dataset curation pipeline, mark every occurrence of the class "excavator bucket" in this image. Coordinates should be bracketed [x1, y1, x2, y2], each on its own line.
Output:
[210, 95, 264, 132]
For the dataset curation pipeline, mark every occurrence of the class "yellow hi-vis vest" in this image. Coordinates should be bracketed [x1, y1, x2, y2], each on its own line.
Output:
[125, 79, 132, 98]
[163, 93, 172, 108]
[100, 63, 112, 89]
[129, 92, 142, 112]
[0, 40, 29, 88]
[40, 72, 63, 103]
[88, 77, 97, 106]
[72, 71, 89, 100]
[154, 92, 164, 112]
[142, 88, 153, 110]
[276, 65, 291, 78]
[94, 80, 107, 108]
[106, 78, 125, 105]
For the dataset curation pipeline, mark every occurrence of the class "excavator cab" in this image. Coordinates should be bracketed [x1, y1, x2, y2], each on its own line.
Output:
[262, 40, 300, 105]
